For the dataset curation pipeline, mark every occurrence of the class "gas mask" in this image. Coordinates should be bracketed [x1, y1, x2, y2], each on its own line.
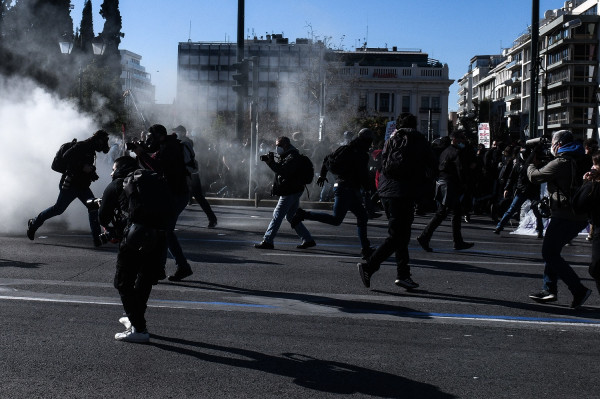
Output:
[95, 137, 110, 153]
[145, 132, 161, 152]
[550, 142, 558, 157]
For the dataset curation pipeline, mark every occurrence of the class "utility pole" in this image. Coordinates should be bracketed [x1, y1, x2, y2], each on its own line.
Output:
[235, 0, 245, 141]
[529, 0, 540, 138]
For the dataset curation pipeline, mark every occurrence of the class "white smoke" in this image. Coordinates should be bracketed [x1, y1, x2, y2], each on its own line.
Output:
[0, 75, 114, 235]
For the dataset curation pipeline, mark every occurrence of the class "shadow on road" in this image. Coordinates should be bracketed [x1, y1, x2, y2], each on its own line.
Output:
[149, 335, 455, 398]
[0, 258, 44, 269]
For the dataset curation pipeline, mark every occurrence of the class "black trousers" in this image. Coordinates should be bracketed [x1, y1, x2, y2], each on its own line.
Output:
[368, 197, 415, 279]
[114, 232, 167, 331]
[420, 201, 465, 244]
[188, 173, 217, 223]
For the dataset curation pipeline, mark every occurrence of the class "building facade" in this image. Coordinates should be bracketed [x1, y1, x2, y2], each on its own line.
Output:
[458, 0, 600, 140]
[120, 49, 155, 116]
[176, 35, 453, 139]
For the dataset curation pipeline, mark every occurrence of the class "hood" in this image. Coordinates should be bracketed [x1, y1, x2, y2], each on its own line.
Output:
[557, 142, 584, 155]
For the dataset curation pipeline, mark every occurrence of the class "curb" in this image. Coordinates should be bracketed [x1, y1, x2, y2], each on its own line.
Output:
[204, 197, 334, 209]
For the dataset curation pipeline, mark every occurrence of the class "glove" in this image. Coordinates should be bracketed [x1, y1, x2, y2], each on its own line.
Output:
[316, 176, 328, 187]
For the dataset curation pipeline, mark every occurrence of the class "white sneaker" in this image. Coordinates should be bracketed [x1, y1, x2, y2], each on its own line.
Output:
[114, 326, 149, 343]
[119, 316, 131, 329]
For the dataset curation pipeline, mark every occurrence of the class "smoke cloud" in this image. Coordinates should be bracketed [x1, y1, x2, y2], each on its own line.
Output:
[0, 75, 114, 235]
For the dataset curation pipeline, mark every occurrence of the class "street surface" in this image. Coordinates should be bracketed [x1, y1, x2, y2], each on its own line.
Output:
[1, 203, 599, 398]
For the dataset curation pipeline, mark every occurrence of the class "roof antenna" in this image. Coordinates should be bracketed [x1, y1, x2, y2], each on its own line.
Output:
[188, 20, 192, 42]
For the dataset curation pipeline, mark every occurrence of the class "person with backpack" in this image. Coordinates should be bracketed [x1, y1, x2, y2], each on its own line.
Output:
[254, 136, 316, 250]
[173, 125, 218, 228]
[27, 129, 110, 247]
[357, 113, 436, 289]
[416, 130, 475, 252]
[129, 124, 192, 282]
[290, 128, 375, 259]
[97, 156, 171, 343]
[526, 130, 592, 308]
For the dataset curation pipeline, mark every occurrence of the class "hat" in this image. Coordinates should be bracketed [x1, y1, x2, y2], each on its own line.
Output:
[358, 128, 374, 141]
[553, 130, 574, 145]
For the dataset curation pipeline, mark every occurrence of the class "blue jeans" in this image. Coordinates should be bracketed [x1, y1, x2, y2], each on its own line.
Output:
[31, 185, 101, 239]
[305, 184, 370, 249]
[496, 193, 543, 232]
[541, 217, 588, 295]
[263, 192, 312, 244]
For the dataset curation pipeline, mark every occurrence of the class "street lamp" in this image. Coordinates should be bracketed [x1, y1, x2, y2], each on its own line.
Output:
[58, 37, 106, 105]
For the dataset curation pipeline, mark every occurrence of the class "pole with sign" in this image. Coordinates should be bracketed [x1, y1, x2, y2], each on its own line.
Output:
[478, 123, 490, 149]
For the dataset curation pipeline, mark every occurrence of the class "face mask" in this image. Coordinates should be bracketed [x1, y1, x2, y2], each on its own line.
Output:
[276, 146, 285, 155]
[550, 143, 557, 157]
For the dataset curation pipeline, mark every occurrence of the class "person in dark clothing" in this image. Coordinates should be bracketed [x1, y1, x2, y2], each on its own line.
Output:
[98, 155, 169, 343]
[416, 130, 474, 252]
[357, 113, 436, 289]
[130, 124, 192, 282]
[291, 128, 375, 259]
[174, 125, 217, 228]
[493, 147, 544, 237]
[254, 136, 315, 249]
[27, 130, 109, 247]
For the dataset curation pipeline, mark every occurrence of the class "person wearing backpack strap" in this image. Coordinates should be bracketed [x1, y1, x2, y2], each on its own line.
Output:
[254, 136, 316, 250]
[291, 128, 375, 259]
[27, 130, 110, 247]
[357, 113, 436, 289]
[526, 130, 592, 308]
[130, 124, 192, 282]
[173, 125, 218, 228]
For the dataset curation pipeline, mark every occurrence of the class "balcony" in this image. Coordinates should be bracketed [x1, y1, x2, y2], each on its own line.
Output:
[342, 64, 450, 81]
[504, 109, 521, 117]
[419, 107, 441, 114]
[505, 92, 521, 102]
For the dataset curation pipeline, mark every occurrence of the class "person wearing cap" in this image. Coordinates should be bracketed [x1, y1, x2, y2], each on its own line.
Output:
[27, 129, 110, 247]
[173, 125, 218, 228]
[291, 128, 375, 259]
[526, 130, 592, 308]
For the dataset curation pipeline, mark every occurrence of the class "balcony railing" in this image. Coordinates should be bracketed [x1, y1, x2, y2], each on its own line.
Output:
[339, 64, 449, 80]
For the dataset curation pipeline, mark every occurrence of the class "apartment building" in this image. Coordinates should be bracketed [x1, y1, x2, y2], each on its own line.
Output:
[120, 49, 155, 110]
[176, 34, 453, 139]
[458, 0, 600, 140]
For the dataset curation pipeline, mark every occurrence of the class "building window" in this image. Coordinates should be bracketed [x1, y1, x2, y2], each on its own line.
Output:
[376, 93, 394, 113]
[421, 96, 430, 109]
[402, 96, 410, 113]
[431, 96, 440, 110]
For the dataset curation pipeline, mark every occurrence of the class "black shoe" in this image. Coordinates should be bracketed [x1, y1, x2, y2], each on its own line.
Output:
[537, 230, 544, 239]
[395, 277, 419, 290]
[464, 215, 471, 223]
[297, 240, 316, 249]
[254, 241, 274, 249]
[168, 265, 193, 282]
[454, 242, 474, 250]
[416, 235, 433, 252]
[357, 263, 372, 288]
[156, 268, 167, 281]
[361, 246, 375, 260]
[529, 290, 557, 304]
[493, 227, 502, 235]
[290, 208, 306, 229]
[207, 220, 217, 228]
[93, 237, 103, 247]
[571, 288, 592, 309]
[26, 218, 35, 241]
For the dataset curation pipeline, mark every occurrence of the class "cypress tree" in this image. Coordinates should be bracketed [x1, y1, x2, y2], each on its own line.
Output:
[79, 0, 94, 54]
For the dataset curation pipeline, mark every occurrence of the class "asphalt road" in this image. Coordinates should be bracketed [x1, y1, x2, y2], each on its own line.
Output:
[1, 203, 599, 398]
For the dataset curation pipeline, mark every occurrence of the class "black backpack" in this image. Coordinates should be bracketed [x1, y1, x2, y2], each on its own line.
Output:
[123, 169, 174, 230]
[296, 153, 314, 185]
[381, 130, 432, 182]
[325, 145, 355, 176]
[51, 138, 77, 173]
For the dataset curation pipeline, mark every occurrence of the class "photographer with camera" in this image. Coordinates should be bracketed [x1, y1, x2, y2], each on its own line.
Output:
[526, 130, 592, 308]
[254, 136, 315, 250]
[27, 130, 110, 247]
[129, 124, 193, 282]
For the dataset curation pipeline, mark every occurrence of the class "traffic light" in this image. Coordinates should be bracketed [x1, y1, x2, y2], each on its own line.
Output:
[232, 59, 249, 97]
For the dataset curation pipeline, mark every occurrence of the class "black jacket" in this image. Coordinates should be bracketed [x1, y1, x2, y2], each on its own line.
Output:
[268, 146, 305, 196]
[62, 139, 98, 189]
[319, 139, 370, 189]
[137, 134, 189, 196]
[377, 129, 435, 199]
[504, 158, 540, 199]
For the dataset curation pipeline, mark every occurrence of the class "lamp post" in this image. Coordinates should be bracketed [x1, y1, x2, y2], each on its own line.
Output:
[58, 37, 106, 106]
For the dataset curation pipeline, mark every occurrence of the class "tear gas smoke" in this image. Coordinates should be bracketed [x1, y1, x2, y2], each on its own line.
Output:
[0, 75, 114, 234]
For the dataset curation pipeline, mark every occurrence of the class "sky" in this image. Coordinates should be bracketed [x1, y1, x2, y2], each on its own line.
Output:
[72, 0, 560, 110]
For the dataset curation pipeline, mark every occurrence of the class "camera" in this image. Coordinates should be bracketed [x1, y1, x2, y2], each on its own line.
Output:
[126, 140, 143, 151]
[98, 227, 120, 244]
[260, 152, 275, 162]
[525, 137, 553, 165]
[85, 197, 102, 211]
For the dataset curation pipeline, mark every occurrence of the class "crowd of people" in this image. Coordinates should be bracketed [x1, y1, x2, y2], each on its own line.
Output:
[25, 115, 600, 343]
